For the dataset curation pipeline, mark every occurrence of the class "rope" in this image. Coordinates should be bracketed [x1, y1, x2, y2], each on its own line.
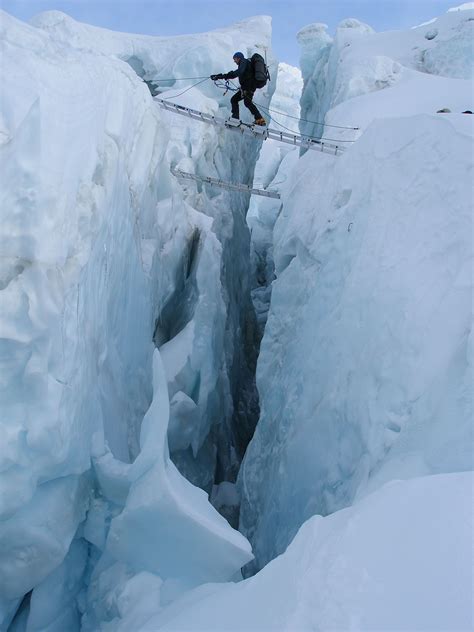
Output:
[162, 77, 209, 99]
[214, 79, 239, 94]
[157, 98, 344, 154]
[212, 81, 358, 133]
[152, 75, 359, 131]
[258, 108, 356, 143]
[256, 102, 359, 130]
[153, 76, 210, 81]
[154, 75, 356, 147]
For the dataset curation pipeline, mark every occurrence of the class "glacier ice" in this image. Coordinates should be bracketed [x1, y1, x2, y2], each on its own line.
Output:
[0, 3, 473, 630]
[239, 5, 474, 571]
[0, 8, 274, 629]
[297, 8, 474, 143]
[104, 350, 252, 585]
[247, 63, 302, 336]
[106, 473, 474, 631]
[84, 351, 253, 629]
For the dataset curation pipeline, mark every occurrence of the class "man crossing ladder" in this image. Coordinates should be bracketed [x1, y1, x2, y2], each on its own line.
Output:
[210, 52, 267, 126]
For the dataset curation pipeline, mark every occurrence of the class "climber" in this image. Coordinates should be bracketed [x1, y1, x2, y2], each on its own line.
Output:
[210, 52, 267, 126]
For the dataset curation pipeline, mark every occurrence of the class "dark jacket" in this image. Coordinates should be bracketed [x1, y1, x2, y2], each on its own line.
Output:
[223, 59, 256, 91]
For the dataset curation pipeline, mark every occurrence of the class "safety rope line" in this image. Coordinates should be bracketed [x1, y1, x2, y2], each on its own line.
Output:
[212, 79, 358, 131]
[255, 106, 356, 143]
[254, 101, 359, 131]
[210, 80, 355, 140]
[214, 79, 240, 94]
[171, 167, 281, 199]
[150, 75, 359, 131]
[161, 77, 209, 99]
[153, 76, 211, 81]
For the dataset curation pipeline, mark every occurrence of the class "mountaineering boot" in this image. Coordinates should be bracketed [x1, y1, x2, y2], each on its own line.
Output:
[254, 117, 266, 126]
[226, 117, 241, 127]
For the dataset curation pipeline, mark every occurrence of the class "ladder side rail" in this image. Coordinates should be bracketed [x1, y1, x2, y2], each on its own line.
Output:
[158, 99, 345, 155]
[159, 99, 225, 127]
[171, 168, 280, 199]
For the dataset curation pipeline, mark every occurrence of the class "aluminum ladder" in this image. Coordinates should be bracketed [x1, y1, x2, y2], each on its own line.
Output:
[171, 168, 281, 199]
[156, 98, 345, 156]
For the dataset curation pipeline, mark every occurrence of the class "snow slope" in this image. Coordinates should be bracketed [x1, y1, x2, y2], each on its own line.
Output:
[239, 5, 473, 571]
[106, 472, 474, 631]
[0, 10, 275, 629]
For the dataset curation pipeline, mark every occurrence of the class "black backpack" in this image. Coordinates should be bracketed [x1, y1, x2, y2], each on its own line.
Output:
[251, 53, 270, 89]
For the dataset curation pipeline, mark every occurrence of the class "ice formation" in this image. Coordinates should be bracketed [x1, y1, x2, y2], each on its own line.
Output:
[239, 5, 474, 571]
[0, 3, 472, 631]
[0, 9, 271, 629]
[129, 472, 474, 631]
[247, 63, 303, 336]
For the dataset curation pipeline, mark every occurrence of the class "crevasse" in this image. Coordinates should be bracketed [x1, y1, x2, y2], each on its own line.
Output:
[1, 5, 473, 631]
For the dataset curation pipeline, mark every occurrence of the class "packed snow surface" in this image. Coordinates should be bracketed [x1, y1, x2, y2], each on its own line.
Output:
[102, 473, 474, 631]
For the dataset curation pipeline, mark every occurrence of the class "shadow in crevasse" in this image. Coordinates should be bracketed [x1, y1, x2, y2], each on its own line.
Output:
[153, 227, 201, 348]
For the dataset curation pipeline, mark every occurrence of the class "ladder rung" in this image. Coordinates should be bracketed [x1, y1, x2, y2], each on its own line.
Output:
[156, 98, 344, 156]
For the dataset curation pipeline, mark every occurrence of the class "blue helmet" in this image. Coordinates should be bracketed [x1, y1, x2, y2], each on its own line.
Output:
[233, 51, 244, 60]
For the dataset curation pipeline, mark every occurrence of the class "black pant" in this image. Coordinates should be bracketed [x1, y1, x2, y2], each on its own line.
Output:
[231, 89, 262, 120]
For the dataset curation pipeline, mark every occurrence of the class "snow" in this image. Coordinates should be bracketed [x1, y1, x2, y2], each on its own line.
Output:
[239, 6, 474, 571]
[109, 473, 474, 631]
[81, 351, 253, 628]
[449, 2, 474, 11]
[0, 12, 165, 621]
[297, 8, 474, 143]
[83, 353, 253, 630]
[0, 8, 274, 629]
[105, 351, 252, 582]
[1, 3, 472, 630]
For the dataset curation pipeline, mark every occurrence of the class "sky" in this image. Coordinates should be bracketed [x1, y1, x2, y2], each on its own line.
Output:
[1, 0, 463, 65]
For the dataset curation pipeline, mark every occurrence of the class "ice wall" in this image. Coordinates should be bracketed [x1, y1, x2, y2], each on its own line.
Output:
[239, 6, 473, 571]
[247, 63, 303, 336]
[0, 10, 275, 629]
[126, 472, 473, 631]
[296, 23, 333, 141]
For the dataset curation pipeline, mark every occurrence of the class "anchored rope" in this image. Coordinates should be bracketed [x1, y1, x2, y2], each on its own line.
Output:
[211, 80, 358, 137]
[254, 100, 360, 131]
[153, 76, 210, 81]
[160, 77, 210, 99]
[156, 98, 344, 155]
[257, 106, 356, 143]
[151, 75, 359, 132]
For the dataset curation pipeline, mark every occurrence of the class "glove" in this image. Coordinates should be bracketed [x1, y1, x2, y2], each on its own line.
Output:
[210, 74, 224, 81]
